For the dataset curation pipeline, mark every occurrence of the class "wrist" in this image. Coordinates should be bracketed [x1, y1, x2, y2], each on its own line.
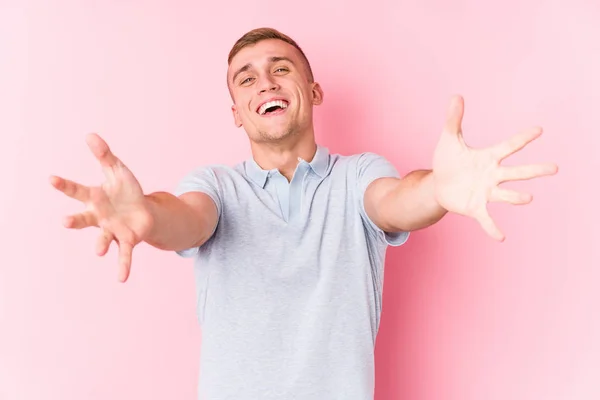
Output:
[428, 170, 448, 212]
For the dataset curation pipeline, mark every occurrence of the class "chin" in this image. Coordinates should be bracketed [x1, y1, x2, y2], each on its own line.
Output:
[255, 125, 298, 143]
[255, 131, 292, 143]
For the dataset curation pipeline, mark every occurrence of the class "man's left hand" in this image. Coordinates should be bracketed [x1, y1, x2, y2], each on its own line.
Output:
[432, 95, 558, 241]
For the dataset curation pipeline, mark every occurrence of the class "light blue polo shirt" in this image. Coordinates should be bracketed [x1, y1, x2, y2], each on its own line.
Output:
[174, 146, 409, 400]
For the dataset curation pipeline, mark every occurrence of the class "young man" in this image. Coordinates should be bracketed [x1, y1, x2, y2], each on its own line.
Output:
[50, 28, 557, 399]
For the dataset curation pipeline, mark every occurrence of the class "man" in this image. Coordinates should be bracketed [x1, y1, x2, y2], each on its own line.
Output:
[50, 28, 557, 399]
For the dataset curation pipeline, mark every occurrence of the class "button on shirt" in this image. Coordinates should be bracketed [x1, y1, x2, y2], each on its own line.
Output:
[174, 146, 409, 400]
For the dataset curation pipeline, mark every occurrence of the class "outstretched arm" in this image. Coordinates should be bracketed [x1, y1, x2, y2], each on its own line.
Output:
[144, 191, 217, 252]
[50, 133, 218, 282]
[364, 169, 445, 232]
[365, 95, 558, 241]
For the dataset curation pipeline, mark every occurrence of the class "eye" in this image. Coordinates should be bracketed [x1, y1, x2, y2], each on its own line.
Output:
[240, 77, 254, 85]
[274, 67, 289, 73]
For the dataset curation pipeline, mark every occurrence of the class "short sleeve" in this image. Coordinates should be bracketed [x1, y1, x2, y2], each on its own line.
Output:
[173, 166, 222, 257]
[356, 152, 410, 247]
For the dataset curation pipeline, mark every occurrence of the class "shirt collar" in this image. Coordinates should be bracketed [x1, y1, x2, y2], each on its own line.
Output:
[245, 145, 330, 188]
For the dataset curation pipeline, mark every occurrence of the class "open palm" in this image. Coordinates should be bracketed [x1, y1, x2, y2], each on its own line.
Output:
[50, 133, 153, 282]
[432, 96, 558, 241]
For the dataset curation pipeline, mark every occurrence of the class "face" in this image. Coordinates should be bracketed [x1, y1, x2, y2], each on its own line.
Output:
[227, 39, 324, 143]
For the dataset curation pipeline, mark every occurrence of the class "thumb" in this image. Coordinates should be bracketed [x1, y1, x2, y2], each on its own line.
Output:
[443, 95, 464, 137]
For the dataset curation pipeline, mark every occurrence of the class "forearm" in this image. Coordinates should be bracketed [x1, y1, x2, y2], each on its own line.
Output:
[377, 170, 447, 232]
[143, 191, 216, 251]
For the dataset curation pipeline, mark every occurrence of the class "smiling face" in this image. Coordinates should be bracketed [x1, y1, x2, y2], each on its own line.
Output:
[227, 39, 323, 144]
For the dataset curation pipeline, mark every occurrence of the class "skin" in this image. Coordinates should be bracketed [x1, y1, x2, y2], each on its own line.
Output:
[366, 98, 558, 239]
[50, 38, 558, 282]
[227, 39, 324, 180]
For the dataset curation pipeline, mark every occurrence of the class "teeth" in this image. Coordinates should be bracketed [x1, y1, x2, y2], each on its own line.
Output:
[259, 100, 288, 115]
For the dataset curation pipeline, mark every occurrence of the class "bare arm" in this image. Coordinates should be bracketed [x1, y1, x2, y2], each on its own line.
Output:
[364, 170, 447, 233]
[144, 191, 218, 252]
[50, 133, 220, 282]
[364, 95, 558, 240]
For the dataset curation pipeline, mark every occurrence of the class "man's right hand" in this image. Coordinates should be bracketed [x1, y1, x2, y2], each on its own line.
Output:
[50, 133, 153, 282]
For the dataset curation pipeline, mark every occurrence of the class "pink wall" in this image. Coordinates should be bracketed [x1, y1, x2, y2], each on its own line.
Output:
[1, 1, 598, 399]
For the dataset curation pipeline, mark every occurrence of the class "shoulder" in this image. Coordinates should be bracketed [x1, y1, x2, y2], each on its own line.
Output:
[174, 162, 250, 198]
[328, 150, 391, 165]
[177, 163, 247, 183]
[329, 151, 397, 178]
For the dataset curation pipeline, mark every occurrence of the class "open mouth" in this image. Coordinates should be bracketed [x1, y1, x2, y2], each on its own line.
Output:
[257, 99, 289, 116]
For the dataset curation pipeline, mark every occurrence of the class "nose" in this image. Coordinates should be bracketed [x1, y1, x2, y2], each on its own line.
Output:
[257, 74, 279, 94]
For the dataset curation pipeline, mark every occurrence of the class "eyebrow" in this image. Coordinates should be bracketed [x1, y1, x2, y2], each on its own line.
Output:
[231, 56, 296, 84]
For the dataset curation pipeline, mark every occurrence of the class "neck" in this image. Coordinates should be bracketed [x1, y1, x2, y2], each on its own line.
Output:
[249, 132, 317, 181]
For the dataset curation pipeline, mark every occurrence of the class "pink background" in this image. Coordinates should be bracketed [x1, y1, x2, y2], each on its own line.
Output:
[1, 1, 598, 399]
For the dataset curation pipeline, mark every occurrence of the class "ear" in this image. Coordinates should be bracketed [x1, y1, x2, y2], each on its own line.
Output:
[231, 105, 243, 127]
[311, 82, 324, 105]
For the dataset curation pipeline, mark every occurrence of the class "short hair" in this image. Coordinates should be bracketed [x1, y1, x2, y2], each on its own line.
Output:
[227, 27, 314, 83]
